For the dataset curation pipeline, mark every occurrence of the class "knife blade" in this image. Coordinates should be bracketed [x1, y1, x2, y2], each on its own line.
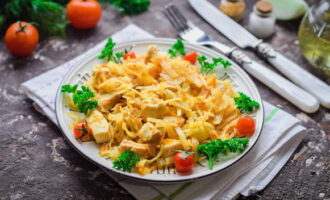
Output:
[189, 0, 330, 108]
[189, 0, 259, 48]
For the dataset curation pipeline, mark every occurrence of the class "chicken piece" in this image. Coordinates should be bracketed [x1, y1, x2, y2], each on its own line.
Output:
[137, 123, 162, 143]
[147, 61, 162, 79]
[145, 45, 158, 63]
[161, 139, 183, 157]
[97, 93, 121, 112]
[119, 139, 155, 158]
[141, 101, 166, 121]
[86, 109, 110, 143]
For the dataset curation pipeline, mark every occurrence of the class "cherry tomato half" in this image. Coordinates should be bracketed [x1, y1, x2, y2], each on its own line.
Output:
[73, 121, 93, 141]
[66, 0, 102, 29]
[237, 116, 256, 136]
[124, 51, 136, 60]
[183, 52, 198, 64]
[174, 152, 195, 173]
[5, 21, 39, 56]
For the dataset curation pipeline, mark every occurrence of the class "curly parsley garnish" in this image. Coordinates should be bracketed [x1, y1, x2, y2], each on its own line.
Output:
[234, 92, 260, 113]
[98, 38, 124, 63]
[198, 138, 249, 169]
[113, 150, 140, 172]
[61, 85, 98, 114]
[168, 39, 186, 58]
[197, 56, 232, 74]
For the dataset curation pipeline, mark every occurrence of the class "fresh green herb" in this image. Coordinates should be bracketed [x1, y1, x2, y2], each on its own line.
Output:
[198, 138, 249, 169]
[98, 38, 124, 63]
[168, 39, 186, 58]
[234, 92, 260, 113]
[61, 84, 98, 114]
[1, 0, 68, 36]
[113, 150, 140, 172]
[61, 84, 78, 93]
[197, 56, 232, 74]
[101, 0, 150, 15]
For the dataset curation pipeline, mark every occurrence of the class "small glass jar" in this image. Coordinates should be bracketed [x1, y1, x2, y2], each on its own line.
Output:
[219, 0, 246, 21]
[298, 0, 330, 77]
[248, 1, 276, 39]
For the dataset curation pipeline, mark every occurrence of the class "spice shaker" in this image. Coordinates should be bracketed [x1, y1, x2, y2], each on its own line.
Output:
[219, 0, 246, 21]
[248, 1, 276, 39]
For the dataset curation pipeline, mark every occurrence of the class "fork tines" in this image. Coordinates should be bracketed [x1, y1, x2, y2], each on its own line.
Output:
[163, 4, 189, 32]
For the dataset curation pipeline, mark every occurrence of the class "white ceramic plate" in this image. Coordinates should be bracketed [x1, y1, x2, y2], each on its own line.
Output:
[55, 38, 264, 183]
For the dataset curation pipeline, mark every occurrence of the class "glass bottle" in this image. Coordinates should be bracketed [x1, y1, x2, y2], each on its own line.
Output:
[248, 1, 276, 39]
[298, 0, 330, 77]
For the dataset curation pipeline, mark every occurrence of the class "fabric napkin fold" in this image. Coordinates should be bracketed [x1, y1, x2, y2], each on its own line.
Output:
[21, 24, 305, 200]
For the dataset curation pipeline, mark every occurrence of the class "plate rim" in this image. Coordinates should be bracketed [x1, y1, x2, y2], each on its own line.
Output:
[55, 38, 264, 183]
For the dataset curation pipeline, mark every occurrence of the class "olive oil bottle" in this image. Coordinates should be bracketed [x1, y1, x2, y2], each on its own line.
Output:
[298, 0, 330, 77]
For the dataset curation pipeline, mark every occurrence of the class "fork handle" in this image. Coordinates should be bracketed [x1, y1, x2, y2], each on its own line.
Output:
[228, 49, 320, 113]
[255, 42, 330, 108]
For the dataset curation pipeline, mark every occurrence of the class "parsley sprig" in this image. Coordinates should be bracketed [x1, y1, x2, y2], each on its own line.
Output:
[61, 85, 98, 114]
[168, 39, 186, 58]
[113, 150, 140, 172]
[234, 92, 260, 113]
[198, 138, 249, 169]
[197, 56, 232, 74]
[98, 38, 124, 63]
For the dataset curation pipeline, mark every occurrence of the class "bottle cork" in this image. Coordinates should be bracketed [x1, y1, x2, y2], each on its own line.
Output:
[256, 1, 272, 14]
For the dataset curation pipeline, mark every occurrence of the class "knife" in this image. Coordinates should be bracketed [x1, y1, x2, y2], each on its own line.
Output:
[189, 0, 330, 108]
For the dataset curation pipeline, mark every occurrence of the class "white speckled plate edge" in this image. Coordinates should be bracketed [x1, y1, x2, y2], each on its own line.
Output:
[55, 38, 264, 183]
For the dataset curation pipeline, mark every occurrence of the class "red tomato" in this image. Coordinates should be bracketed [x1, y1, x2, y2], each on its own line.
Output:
[73, 122, 93, 141]
[66, 0, 102, 29]
[124, 51, 136, 60]
[237, 116, 256, 136]
[4, 21, 39, 56]
[174, 152, 195, 173]
[183, 52, 198, 64]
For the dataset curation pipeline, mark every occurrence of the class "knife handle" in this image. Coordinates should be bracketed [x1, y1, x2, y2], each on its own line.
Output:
[256, 42, 330, 108]
[229, 49, 320, 113]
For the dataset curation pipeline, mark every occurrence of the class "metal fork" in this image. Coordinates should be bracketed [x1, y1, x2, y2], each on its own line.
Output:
[163, 4, 320, 113]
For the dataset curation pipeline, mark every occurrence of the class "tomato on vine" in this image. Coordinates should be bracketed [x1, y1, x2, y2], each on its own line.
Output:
[5, 21, 39, 56]
[66, 0, 102, 29]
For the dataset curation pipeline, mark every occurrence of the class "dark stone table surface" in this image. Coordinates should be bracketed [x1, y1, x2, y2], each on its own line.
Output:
[0, 0, 329, 199]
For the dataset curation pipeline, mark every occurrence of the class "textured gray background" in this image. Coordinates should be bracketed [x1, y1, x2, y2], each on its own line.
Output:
[0, 0, 329, 199]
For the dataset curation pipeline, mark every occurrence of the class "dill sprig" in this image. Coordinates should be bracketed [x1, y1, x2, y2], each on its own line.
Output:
[1, 0, 68, 36]
[100, 0, 150, 15]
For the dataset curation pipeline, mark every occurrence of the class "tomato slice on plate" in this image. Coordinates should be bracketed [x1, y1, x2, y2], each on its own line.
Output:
[174, 151, 195, 173]
[183, 52, 198, 64]
[124, 51, 136, 60]
[237, 116, 256, 136]
[73, 121, 93, 141]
